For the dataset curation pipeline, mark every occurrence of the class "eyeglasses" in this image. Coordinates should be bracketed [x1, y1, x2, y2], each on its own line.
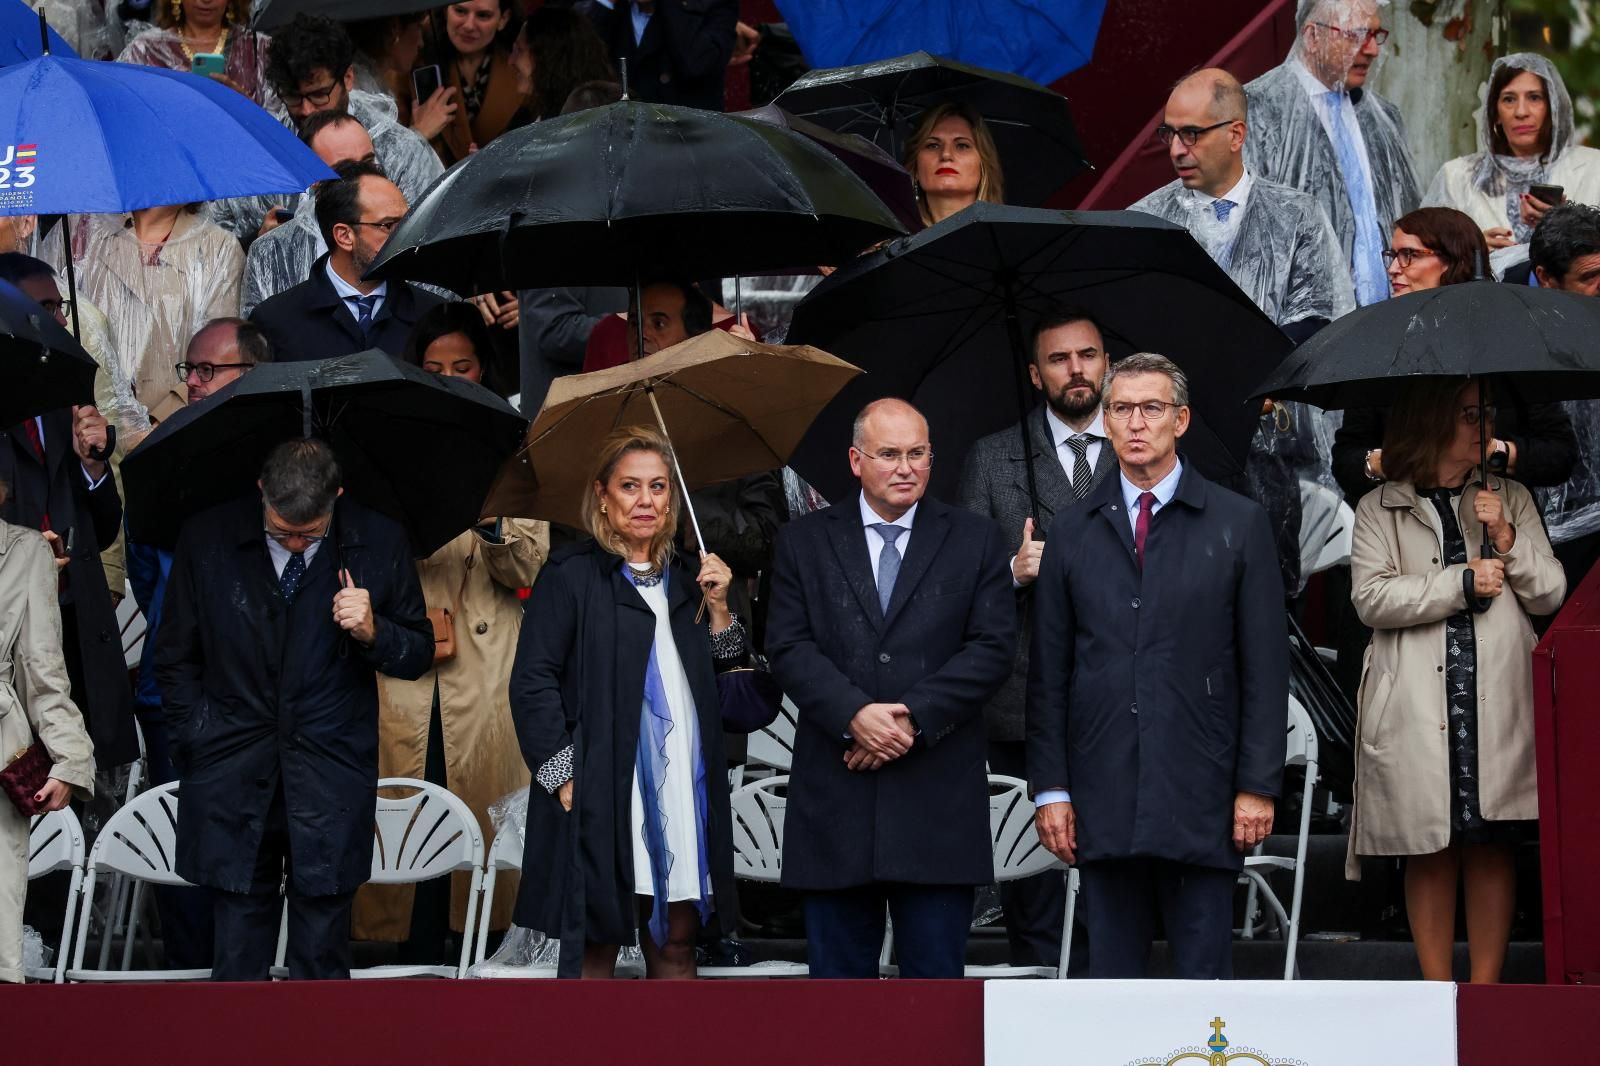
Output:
[1153, 120, 1237, 147]
[1310, 23, 1390, 45]
[263, 513, 331, 547]
[858, 446, 934, 470]
[1105, 401, 1182, 421]
[1461, 404, 1497, 426]
[1380, 247, 1440, 269]
[37, 296, 72, 318]
[348, 219, 401, 233]
[175, 361, 254, 382]
[281, 68, 348, 109]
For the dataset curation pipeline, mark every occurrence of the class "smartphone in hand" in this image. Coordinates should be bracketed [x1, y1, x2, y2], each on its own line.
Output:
[1529, 183, 1566, 206]
[412, 64, 442, 104]
[191, 52, 227, 79]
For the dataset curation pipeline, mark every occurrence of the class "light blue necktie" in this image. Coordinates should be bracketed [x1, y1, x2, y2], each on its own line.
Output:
[1324, 91, 1388, 306]
[870, 523, 904, 614]
[1212, 199, 1235, 223]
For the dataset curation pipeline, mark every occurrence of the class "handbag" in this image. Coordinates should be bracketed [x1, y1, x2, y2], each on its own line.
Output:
[1, 740, 53, 817]
[717, 654, 783, 734]
[425, 552, 476, 664]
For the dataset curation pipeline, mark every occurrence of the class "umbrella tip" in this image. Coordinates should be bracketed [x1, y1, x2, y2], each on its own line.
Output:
[1474, 246, 1490, 282]
[38, 9, 49, 55]
[620, 58, 630, 101]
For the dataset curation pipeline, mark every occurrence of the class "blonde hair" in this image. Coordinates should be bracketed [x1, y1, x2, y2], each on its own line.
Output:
[1382, 379, 1485, 489]
[903, 102, 1005, 224]
[582, 425, 680, 571]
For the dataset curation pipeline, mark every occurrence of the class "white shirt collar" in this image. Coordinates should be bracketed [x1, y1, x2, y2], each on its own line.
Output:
[1184, 167, 1253, 213]
[265, 532, 323, 577]
[1044, 404, 1106, 447]
[1120, 458, 1184, 514]
[1291, 55, 1344, 97]
[859, 491, 917, 533]
[324, 258, 387, 303]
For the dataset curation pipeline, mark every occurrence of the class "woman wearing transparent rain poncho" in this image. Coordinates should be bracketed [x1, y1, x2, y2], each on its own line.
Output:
[117, 0, 282, 117]
[1425, 54, 1600, 251]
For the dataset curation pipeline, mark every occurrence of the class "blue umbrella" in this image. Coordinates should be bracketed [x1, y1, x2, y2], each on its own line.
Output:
[0, 0, 75, 65]
[774, 0, 1107, 86]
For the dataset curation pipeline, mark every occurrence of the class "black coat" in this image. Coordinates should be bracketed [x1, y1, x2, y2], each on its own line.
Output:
[765, 496, 1016, 891]
[508, 542, 737, 956]
[0, 412, 137, 766]
[249, 254, 445, 363]
[582, 0, 738, 111]
[1025, 465, 1288, 872]
[153, 496, 432, 896]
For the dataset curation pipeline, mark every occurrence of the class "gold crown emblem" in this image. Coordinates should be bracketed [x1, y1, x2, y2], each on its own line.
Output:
[1131, 1017, 1309, 1066]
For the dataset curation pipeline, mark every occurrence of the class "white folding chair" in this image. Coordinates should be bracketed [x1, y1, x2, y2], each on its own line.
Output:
[27, 807, 86, 983]
[745, 696, 798, 772]
[700, 776, 810, 978]
[472, 821, 526, 969]
[66, 782, 211, 981]
[116, 580, 146, 670]
[1238, 696, 1320, 979]
[100, 716, 149, 971]
[966, 775, 1077, 979]
[353, 778, 485, 979]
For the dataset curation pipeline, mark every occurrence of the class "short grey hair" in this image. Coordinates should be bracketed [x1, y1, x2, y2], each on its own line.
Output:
[260, 438, 342, 524]
[1295, 0, 1374, 32]
[1102, 353, 1190, 409]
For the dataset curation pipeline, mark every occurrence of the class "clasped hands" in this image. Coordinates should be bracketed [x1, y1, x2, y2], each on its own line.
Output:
[843, 702, 915, 772]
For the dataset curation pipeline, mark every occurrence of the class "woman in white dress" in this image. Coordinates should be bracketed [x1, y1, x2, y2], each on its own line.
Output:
[511, 425, 746, 978]
[1426, 54, 1600, 250]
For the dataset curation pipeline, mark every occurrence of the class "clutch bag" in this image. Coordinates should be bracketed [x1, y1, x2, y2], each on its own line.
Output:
[1, 741, 53, 817]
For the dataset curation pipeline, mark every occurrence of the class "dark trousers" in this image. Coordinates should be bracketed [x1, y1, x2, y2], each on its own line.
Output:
[211, 783, 354, 981]
[134, 705, 215, 969]
[1079, 858, 1235, 979]
[987, 740, 1069, 969]
[804, 883, 973, 979]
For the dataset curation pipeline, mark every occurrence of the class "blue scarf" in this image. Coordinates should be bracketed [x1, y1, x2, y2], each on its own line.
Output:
[625, 564, 714, 948]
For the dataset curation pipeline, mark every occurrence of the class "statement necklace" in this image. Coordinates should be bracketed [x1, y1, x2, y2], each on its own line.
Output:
[179, 24, 229, 62]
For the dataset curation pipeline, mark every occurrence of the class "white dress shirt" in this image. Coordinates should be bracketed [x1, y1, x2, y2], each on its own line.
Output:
[1045, 405, 1107, 490]
[860, 491, 916, 589]
[1290, 58, 1377, 204]
[1033, 458, 1185, 811]
[1187, 168, 1254, 246]
[325, 259, 388, 325]
[266, 534, 323, 580]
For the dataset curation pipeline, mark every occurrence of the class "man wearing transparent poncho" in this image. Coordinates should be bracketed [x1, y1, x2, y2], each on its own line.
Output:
[1244, 0, 1420, 308]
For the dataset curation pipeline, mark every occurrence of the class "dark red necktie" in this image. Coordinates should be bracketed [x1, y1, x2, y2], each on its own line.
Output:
[23, 418, 50, 532]
[1133, 491, 1156, 569]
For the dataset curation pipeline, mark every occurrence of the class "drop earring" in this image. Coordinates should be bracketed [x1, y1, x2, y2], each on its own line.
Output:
[171, 0, 183, 22]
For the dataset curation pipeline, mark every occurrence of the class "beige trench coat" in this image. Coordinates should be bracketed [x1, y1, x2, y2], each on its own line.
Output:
[353, 519, 548, 939]
[1346, 475, 1565, 878]
[1, 521, 95, 982]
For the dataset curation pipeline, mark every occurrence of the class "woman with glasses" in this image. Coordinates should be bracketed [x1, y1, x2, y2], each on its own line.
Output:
[903, 102, 1005, 228]
[1425, 54, 1600, 251]
[428, 0, 524, 166]
[350, 303, 548, 964]
[118, 0, 282, 116]
[1346, 377, 1564, 981]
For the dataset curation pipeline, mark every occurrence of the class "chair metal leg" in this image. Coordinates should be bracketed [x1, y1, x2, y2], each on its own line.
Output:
[1055, 867, 1079, 979]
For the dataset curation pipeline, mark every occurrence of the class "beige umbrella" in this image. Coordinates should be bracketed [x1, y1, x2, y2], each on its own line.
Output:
[484, 329, 863, 535]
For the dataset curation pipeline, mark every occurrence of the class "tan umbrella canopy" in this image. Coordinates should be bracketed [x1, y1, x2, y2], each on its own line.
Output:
[485, 330, 863, 534]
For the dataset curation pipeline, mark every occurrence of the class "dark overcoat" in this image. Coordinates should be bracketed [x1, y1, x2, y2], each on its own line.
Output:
[765, 495, 1016, 891]
[1025, 465, 1289, 872]
[508, 542, 737, 961]
[249, 253, 445, 363]
[0, 412, 137, 766]
[154, 496, 432, 896]
[957, 405, 1117, 742]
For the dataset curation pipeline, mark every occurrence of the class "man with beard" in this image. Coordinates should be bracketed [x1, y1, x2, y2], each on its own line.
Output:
[956, 308, 1113, 972]
[249, 161, 444, 362]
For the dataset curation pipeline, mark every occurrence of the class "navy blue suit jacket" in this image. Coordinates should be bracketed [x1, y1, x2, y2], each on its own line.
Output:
[766, 495, 1015, 891]
[1025, 464, 1288, 871]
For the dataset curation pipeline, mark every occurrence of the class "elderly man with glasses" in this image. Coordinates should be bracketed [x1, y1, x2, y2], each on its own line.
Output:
[154, 437, 432, 980]
[1026, 353, 1288, 979]
[1244, 0, 1421, 307]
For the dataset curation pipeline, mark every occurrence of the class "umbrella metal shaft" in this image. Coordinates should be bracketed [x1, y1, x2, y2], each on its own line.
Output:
[644, 385, 706, 555]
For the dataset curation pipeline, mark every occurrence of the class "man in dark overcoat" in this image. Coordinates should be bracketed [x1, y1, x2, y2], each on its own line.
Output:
[767, 398, 1015, 978]
[957, 308, 1114, 971]
[155, 438, 432, 980]
[1026, 353, 1288, 979]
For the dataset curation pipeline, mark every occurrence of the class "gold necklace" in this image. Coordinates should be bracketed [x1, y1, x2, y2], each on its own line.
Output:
[178, 23, 229, 62]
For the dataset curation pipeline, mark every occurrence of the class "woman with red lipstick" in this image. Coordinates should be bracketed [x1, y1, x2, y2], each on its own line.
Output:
[1425, 54, 1600, 251]
[903, 101, 1005, 227]
[510, 425, 746, 978]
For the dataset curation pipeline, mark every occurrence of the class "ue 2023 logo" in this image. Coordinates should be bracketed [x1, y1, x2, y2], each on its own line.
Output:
[0, 143, 39, 190]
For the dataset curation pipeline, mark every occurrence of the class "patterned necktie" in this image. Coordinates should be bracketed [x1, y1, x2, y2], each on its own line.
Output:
[1133, 492, 1157, 570]
[1323, 91, 1388, 306]
[350, 295, 379, 338]
[870, 523, 905, 614]
[1212, 199, 1235, 223]
[279, 551, 307, 603]
[1065, 434, 1094, 500]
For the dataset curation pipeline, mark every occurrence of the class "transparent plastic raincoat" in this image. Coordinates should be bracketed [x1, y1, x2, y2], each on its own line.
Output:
[1242, 0, 1421, 306]
[27, 0, 117, 58]
[117, 24, 282, 115]
[1424, 53, 1600, 242]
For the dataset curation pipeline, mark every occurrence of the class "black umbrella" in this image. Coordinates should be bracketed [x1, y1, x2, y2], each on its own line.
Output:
[121, 351, 526, 557]
[773, 50, 1090, 207]
[366, 98, 907, 296]
[252, 0, 439, 32]
[785, 203, 1291, 506]
[0, 277, 99, 429]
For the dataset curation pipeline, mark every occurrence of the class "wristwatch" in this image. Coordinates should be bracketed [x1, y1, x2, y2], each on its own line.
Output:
[1487, 440, 1510, 474]
[1363, 449, 1382, 482]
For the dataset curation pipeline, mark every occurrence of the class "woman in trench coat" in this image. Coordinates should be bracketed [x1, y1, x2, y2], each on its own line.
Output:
[1349, 378, 1566, 983]
[353, 305, 549, 959]
[510, 425, 744, 979]
[1, 493, 95, 983]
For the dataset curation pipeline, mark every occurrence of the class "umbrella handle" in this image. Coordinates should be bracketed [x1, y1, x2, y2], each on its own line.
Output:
[86, 425, 116, 464]
[643, 385, 706, 551]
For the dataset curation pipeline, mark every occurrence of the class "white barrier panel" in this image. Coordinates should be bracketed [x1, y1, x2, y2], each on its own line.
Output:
[985, 980, 1456, 1065]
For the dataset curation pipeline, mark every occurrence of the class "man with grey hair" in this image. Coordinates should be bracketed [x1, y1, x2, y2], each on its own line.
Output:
[1026, 353, 1288, 978]
[155, 437, 432, 980]
[1244, 0, 1420, 306]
